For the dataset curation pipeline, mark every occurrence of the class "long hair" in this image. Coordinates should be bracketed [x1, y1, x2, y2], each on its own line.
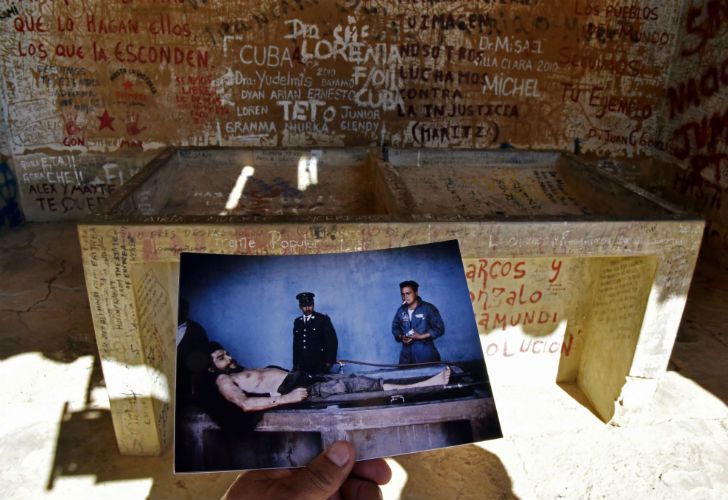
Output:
[202, 343, 261, 435]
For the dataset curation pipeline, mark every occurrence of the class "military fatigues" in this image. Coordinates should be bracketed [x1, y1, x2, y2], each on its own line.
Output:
[292, 311, 338, 374]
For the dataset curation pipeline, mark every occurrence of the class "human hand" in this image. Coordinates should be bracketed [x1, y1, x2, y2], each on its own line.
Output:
[400, 334, 413, 345]
[411, 331, 429, 341]
[284, 387, 308, 404]
[222, 441, 392, 500]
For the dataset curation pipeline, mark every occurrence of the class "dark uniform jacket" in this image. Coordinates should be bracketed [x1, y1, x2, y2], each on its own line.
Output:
[293, 311, 338, 374]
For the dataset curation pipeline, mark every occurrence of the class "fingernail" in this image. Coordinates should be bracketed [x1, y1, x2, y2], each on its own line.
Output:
[326, 442, 351, 467]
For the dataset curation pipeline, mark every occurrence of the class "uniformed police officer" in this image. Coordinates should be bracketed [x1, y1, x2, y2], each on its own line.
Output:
[292, 292, 338, 374]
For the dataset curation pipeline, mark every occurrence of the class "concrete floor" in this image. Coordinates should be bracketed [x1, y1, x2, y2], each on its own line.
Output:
[1, 223, 727, 499]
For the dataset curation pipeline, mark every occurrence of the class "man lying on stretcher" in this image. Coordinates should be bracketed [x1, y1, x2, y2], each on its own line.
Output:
[207, 342, 451, 412]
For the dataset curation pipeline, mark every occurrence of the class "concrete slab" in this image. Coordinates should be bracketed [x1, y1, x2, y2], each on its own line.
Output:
[78, 149, 704, 453]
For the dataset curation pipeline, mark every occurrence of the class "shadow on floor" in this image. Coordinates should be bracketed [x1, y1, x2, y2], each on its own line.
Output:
[47, 390, 514, 499]
[45, 401, 236, 499]
[557, 382, 601, 420]
[670, 259, 728, 405]
[44, 354, 236, 499]
[393, 444, 517, 499]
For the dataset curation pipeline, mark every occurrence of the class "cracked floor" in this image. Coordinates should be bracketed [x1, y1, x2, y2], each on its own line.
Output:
[0, 223, 727, 499]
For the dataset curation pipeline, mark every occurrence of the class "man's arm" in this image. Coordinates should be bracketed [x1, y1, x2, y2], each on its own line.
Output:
[391, 310, 404, 343]
[216, 375, 307, 412]
[292, 320, 300, 371]
[425, 303, 445, 338]
[412, 304, 445, 340]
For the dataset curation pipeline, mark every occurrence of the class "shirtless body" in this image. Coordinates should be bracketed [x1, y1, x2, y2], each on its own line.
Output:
[209, 345, 451, 413]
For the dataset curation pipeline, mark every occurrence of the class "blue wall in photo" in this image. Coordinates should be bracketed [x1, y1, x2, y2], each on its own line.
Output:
[180, 240, 484, 373]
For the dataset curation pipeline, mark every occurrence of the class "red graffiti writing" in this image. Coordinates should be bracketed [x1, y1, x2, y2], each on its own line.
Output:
[681, 0, 728, 57]
[13, 14, 46, 33]
[466, 259, 527, 289]
[473, 284, 544, 311]
[63, 112, 84, 136]
[483, 333, 573, 357]
[667, 55, 728, 119]
[120, 138, 143, 149]
[125, 111, 146, 135]
[16, 41, 48, 59]
[478, 310, 558, 331]
[113, 43, 209, 68]
[673, 169, 723, 211]
[174, 74, 228, 124]
[549, 259, 562, 283]
[85, 14, 140, 34]
[672, 105, 728, 184]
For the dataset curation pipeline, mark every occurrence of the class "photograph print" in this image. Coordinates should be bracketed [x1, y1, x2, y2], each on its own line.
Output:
[175, 240, 502, 473]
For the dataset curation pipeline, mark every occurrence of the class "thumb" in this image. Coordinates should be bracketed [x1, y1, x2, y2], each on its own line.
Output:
[281, 441, 355, 499]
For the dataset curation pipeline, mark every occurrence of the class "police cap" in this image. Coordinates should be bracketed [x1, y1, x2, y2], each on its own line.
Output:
[296, 292, 315, 306]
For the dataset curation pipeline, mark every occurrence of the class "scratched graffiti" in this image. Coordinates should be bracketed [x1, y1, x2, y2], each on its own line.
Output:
[0, 0, 700, 220]
[12, 150, 153, 220]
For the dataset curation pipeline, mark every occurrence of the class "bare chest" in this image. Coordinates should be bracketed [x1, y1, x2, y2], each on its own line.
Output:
[231, 368, 287, 395]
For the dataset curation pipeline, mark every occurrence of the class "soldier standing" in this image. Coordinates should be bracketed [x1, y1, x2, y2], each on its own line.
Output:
[292, 292, 338, 374]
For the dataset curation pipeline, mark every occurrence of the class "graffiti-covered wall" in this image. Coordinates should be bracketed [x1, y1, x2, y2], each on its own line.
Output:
[656, 0, 728, 267]
[0, 0, 699, 221]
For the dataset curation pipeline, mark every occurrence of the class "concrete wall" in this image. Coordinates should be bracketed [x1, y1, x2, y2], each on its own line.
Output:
[0, 57, 10, 158]
[646, 1, 728, 268]
[0, 0, 692, 221]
